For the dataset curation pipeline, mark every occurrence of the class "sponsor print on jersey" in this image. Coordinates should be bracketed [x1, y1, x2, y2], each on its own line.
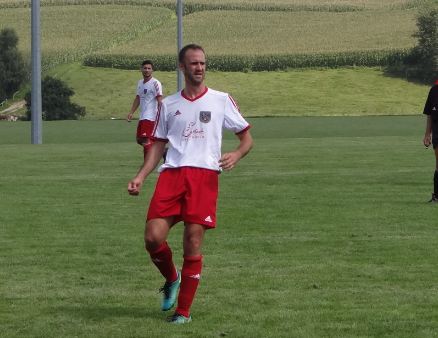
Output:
[144, 88, 148, 94]
[174, 110, 182, 116]
[182, 121, 205, 140]
[199, 111, 211, 123]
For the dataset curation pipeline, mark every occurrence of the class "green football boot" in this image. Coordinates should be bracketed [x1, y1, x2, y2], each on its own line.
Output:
[159, 271, 181, 311]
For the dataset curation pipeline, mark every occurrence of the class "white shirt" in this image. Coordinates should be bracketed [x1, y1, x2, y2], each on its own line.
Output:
[153, 87, 250, 172]
[136, 77, 163, 121]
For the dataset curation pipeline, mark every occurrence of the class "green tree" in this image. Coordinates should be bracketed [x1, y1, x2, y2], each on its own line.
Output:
[0, 28, 26, 102]
[25, 76, 86, 121]
[412, 7, 438, 82]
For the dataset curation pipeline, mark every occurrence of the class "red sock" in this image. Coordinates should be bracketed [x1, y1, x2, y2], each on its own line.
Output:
[175, 255, 202, 317]
[147, 242, 178, 283]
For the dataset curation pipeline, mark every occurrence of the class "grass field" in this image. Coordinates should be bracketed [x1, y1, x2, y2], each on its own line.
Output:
[44, 63, 429, 119]
[1, 116, 438, 337]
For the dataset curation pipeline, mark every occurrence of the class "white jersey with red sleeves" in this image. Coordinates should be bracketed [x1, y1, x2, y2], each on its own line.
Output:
[153, 87, 251, 172]
[136, 77, 163, 121]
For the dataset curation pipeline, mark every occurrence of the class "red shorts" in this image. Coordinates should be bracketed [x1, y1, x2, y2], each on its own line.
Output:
[147, 167, 219, 228]
[136, 119, 155, 144]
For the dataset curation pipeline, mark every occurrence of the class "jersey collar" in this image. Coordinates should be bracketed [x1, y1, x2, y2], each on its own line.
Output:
[181, 87, 208, 102]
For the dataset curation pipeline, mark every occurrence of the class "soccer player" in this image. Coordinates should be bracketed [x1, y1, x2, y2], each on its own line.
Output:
[423, 80, 438, 203]
[127, 44, 253, 324]
[127, 60, 163, 159]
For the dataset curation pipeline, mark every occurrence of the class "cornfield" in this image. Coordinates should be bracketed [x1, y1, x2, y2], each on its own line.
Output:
[0, 5, 172, 70]
[105, 10, 417, 56]
[0, 0, 433, 11]
[84, 50, 411, 71]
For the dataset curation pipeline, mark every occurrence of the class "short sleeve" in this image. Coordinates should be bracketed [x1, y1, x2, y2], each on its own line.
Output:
[423, 87, 433, 115]
[223, 95, 250, 134]
[151, 101, 168, 142]
[154, 80, 163, 98]
[136, 81, 142, 96]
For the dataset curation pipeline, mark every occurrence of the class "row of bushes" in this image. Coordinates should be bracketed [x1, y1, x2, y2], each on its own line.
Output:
[83, 49, 411, 72]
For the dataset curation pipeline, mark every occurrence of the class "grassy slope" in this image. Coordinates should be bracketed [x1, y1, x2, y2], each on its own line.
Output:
[1, 117, 438, 338]
[47, 63, 429, 119]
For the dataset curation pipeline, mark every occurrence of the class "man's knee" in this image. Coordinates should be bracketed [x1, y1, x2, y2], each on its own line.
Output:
[144, 218, 171, 252]
[144, 236, 162, 253]
[183, 224, 205, 255]
[144, 228, 166, 252]
[184, 234, 203, 251]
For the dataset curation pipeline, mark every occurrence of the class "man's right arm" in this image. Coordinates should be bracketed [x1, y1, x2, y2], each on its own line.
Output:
[127, 141, 167, 195]
[127, 95, 140, 121]
[423, 88, 433, 147]
[424, 115, 432, 147]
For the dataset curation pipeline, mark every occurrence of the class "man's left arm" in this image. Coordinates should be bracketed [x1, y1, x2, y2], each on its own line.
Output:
[156, 95, 163, 110]
[219, 130, 253, 171]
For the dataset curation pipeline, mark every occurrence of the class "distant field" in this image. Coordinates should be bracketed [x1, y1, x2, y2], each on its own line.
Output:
[107, 9, 417, 56]
[47, 63, 429, 119]
[0, 5, 172, 67]
[0, 5, 418, 61]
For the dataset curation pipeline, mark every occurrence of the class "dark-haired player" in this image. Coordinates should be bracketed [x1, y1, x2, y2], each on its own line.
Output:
[127, 60, 163, 159]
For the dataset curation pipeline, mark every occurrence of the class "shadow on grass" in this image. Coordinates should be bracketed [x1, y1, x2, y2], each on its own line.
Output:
[383, 62, 436, 86]
[53, 304, 163, 321]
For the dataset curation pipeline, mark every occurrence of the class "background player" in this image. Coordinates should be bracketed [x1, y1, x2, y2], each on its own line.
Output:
[127, 60, 163, 159]
[127, 44, 253, 324]
[423, 80, 438, 203]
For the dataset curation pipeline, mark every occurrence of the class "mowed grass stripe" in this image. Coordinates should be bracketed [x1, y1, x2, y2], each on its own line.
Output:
[0, 116, 427, 145]
[1, 118, 437, 337]
[106, 9, 417, 56]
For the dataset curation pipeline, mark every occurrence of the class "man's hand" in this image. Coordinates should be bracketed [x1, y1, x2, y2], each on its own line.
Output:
[219, 151, 242, 171]
[128, 177, 143, 195]
[127, 112, 134, 122]
[424, 134, 432, 148]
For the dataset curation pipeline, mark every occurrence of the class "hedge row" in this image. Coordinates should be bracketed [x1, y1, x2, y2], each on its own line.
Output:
[83, 49, 411, 71]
